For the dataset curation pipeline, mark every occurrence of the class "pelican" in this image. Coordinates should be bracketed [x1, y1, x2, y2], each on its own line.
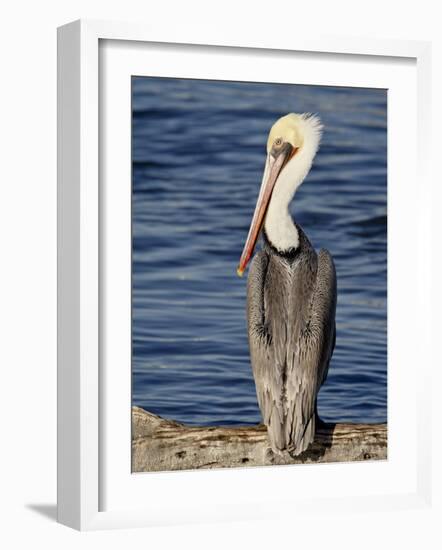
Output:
[237, 113, 337, 456]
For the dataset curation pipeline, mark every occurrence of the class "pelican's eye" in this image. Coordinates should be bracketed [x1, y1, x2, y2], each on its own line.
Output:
[274, 137, 283, 147]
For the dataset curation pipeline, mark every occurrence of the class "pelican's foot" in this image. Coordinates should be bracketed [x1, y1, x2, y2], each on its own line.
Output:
[265, 446, 292, 465]
[265, 447, 276, 464]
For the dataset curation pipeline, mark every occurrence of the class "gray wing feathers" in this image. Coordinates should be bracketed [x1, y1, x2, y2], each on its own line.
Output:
[247, 248, 337, 455]
[287, 248, 336, 453]
[246, 252, 271, 349]
[313, 249, 337, 388]
[247, 253, 285, 446]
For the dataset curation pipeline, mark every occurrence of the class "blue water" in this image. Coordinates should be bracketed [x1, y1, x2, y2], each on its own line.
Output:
[132, 77, 387, 426]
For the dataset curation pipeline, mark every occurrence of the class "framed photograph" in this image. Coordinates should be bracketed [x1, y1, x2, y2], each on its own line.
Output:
[57, 19, 432, 530]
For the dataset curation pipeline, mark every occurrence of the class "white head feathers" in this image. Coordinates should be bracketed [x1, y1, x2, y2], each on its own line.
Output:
[264, 113, 323, 251]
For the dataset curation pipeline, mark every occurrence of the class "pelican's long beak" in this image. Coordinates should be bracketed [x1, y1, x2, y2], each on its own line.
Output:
[237, 144, 292, 276]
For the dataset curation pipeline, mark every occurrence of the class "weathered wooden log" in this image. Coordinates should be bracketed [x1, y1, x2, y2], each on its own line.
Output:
[132, 406, 387, 472]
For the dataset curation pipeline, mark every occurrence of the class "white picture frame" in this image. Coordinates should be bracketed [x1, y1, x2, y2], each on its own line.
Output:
[57, 19, 432, 531]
